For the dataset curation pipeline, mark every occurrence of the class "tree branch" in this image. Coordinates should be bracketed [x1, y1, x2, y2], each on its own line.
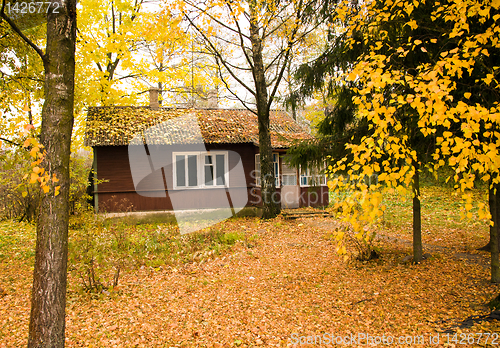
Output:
[0, 137, 21, 147]
[226, 1, 254, 70]
[185, 14, 256, 96]
[0, 0, 45, 62]
[214, 57, 256, 115]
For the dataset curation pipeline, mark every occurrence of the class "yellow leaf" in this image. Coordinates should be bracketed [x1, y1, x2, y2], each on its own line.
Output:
[484, 73, 494, 85]
[42, 185, 50, 194]
[22, 191, 28, 198]
[30, 147, 39, 158]
[406, 20, 418, 30]
[464, 92, 471, 99]
[30, 173, 38, 184]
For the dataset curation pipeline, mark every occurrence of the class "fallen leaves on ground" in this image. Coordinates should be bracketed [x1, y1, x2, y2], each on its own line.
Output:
[0, 212, 499, 347]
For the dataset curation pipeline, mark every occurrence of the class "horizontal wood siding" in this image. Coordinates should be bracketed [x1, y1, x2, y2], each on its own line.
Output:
[247, 187, 281, 207]
[95, 144, 257, 212]
[94, 144, 328, 212]
[299, 186, 329, 207]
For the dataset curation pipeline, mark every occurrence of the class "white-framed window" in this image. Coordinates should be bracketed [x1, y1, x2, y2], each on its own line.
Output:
[203, 153, 226, 186]
[300, 165, 327, 187]
[281, 162, 297, 186]
[255, 153, 280, 187]
[173, 151, 228, 189]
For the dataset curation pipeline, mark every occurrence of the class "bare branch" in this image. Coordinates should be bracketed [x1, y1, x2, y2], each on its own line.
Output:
[183, 0, 251, 40]
[213, 57, 256, 114]
[225, 1, 254, 70]
[0, 136, 20, 147]
[185, 14, 256, 97]
[0, 0, 45, 61]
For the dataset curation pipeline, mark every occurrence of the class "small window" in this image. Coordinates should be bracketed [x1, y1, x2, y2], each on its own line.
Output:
[204, 155, 214, 186]
[188, 155, 198, 187]
[216, 154, 225, 185]
[175, 154, 198, 188]
[176, 155, 186, 187]
[273, 154, 280, 187]
[255, 153, 279, 187]
[204, 154, 226, 186]
[300, 165, 327, 187]
[281, 162, 297, 186]
[255, 154, 261, 186]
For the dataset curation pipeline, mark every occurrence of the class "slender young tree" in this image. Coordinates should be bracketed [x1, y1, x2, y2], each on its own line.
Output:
[182, 0, 321, 218]
[311, 0, 500, 279]
[1, 0, 77, 346]
[288, 0, 445, 262]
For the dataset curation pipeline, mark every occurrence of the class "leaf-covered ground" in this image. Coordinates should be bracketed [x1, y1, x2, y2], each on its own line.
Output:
[1, 187, 500, 347]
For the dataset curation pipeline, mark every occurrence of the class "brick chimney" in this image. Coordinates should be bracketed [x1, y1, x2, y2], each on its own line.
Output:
[149, 87, 160, 108]
[207, 89, 218, 109]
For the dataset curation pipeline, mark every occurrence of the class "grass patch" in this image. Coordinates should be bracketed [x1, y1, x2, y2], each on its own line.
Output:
[67, 211, 250, 292]
[0, 220, 35, 261]
[382, 186, 488, 230]
[328, 184, 489, 250]
[0, 213, 253, 293]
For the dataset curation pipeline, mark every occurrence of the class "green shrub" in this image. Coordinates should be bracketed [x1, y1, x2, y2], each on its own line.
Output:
[68, 211, 129, 293]
[68, 213, 247, 293]
[0, 149, 93, 221]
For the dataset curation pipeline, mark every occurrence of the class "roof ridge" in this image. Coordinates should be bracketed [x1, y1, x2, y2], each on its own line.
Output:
[85, 107, 311, 147]
[87, 105, 288, 112]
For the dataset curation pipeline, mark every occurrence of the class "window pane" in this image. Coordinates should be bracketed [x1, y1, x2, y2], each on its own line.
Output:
[205, 165, 213, 186]
[216, 154, 225, 185]
[176, 155, 185, 187]
[205, 166, 214, 185]
[282, 174, 296, 186]
[188, 155, 197, 187]
[204, 155, 214, 185]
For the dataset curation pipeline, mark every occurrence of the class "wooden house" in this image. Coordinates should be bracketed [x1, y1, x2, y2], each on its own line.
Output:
[84, 93, 329, 213]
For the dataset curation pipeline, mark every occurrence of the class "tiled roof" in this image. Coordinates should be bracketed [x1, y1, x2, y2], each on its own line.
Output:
[84, 106, 312, 148]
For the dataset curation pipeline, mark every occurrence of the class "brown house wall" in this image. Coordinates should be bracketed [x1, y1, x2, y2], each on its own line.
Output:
[94, 144, 257, 212]
[94, 144, 329, 213]
[299, 186, 329, 207]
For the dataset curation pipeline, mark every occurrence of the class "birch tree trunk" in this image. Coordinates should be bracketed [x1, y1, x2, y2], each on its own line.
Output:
[27, 1, 77, 346]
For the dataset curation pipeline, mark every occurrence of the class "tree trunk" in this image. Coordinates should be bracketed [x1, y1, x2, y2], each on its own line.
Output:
[249, 5, 280, 219]
[412, 160, 423, 263]
[28, 1, 77, 347]
[492, 183, 500, 283]
[478, 185, 500, 251]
